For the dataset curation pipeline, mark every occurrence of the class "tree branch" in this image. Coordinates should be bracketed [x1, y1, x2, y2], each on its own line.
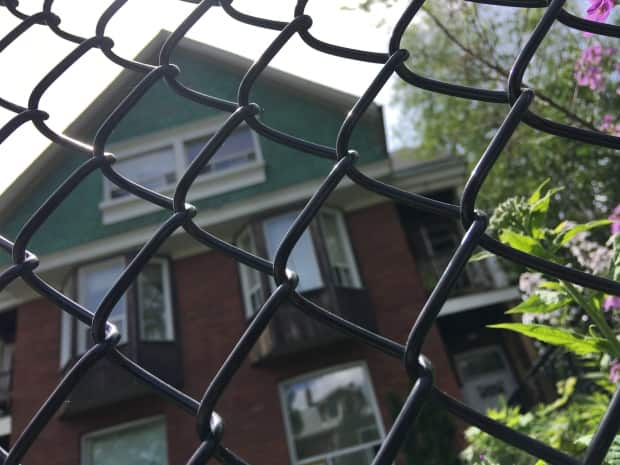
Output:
[423, 8, 598, 132]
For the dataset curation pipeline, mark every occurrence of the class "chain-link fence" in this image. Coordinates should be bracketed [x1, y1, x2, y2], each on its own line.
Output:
[0, 0, 619, 464]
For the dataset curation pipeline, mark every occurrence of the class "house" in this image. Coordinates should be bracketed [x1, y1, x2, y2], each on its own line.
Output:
[0, 31, 541, 465]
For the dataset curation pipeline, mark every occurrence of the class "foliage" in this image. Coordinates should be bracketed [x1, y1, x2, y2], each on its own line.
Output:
[459, 181, 620, 464]
[460, 377, 616, 465]
[478, 180, 620, 362]
[360, 0, 620, 222]
[386, 391, 460, 465]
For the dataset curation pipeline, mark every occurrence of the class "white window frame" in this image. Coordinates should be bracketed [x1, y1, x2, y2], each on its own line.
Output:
[81, 415, 168, 465]
[318, 209, 362, 289]
[278, 361, 386, 465]
[76, 257, 128, 355]
[99, 117, 265, 224]
[137, 257, 175, 342]
[236, 227, 265, 319]
[60, 256, 175, 368]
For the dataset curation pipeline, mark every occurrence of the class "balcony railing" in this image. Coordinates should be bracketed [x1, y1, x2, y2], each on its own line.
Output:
[251, 287, 376, 363]
[61, 341, 182, 417]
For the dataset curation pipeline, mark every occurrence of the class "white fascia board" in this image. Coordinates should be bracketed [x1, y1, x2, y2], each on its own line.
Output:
[0, 157, 466, 310]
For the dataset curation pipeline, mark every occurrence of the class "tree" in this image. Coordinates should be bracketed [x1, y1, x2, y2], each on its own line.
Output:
[361, 0, 620, 221]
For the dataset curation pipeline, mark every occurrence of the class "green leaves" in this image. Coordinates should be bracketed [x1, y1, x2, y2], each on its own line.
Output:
[505, 293, 571, 315]
[553, 219, 612, 247]
[468, 250, 496, 262]
[575, 434, 620, 465]
[488, 323, 611, 355]
[527, 180, 563, 237]
[498, 230, 550, 258]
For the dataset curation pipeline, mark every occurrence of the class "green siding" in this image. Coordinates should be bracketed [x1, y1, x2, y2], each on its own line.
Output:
[1, 47, 387, 259]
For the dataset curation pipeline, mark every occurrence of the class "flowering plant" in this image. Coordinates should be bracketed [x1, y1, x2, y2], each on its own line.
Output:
[477, 180, 620, 367]
[576, 0, 620, 132]
[463, 183, 620, 464]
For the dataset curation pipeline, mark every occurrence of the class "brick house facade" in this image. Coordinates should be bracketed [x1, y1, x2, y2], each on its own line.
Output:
[0, 32, 536, 465]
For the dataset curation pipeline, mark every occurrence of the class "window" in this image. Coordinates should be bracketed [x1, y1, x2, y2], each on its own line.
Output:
[236, 209, 361, 318]
[280, 363, 384, 465]
[82, 417, 168, 465]
[454, 346, 518, 414]
[184, 127, 256, 175]
[60, 257, 174, 367]
[263, 211, 323, 293]
[104, 125, 260, 201]
[76, 258, 128, 354]
[137, 260, 175, 341]
[110, 147, 177, 199]
[318, 211, 361, 288]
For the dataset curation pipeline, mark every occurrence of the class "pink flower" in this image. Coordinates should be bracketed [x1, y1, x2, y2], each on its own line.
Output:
[609, 204, 620, 235]
[599, 116, 620, 136]
[610, 362, 620, 383]
[604, 295, 620, 310]
[574, 44, 616, 91]
[587, 0, 615, 22]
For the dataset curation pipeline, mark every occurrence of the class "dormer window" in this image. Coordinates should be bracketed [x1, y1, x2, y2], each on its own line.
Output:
[100, 121, 266, 224]
[236, 209, 362, 319]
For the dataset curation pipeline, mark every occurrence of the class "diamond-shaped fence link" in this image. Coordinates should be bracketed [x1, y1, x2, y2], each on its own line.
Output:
[0, 1, 619, 465]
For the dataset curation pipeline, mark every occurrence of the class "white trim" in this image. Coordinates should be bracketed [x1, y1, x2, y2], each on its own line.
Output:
[236, 227, 264, 319]
[0, 157, 466, 310]
[318, 209, 362, 289]
[137, 258, 175, 342]
[278, 361, 386, 465]
[438, 287, 521, 317]
[0, 415, 10, 437]
[81, 415, 167, 465]
[101, 160, 266, 224]
[100, 118, 265, 224]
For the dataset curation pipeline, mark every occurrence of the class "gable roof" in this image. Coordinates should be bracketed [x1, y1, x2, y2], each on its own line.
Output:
[0, 30, 374, 223]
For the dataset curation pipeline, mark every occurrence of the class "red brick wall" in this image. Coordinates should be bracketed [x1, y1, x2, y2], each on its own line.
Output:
[10, 201, 461, 465]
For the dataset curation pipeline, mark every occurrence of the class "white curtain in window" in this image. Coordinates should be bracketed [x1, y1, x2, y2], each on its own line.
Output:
[138, 262, 173, 341]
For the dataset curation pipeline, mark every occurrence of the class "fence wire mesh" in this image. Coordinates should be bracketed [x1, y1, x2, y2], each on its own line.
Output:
[0, 0, 619, 464]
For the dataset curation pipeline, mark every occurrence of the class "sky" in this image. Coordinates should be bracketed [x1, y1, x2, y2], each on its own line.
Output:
[0, 0, 410, 194]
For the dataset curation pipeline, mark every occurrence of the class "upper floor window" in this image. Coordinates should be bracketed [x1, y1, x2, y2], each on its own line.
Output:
[82, 416, 168, 465]
[397, 195, 508, 296]
[106, 125, 259, 201]
[279, 363, 384, 465]
[235, 209, 362, 318]
[110, 147, 177, 200]
[184, 127, 257, 176]
[60, 256, 174, 367]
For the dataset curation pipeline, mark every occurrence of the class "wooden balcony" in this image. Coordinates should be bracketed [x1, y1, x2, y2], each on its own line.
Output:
[250, 287, 376, 363]
[61, 341, 182, 417]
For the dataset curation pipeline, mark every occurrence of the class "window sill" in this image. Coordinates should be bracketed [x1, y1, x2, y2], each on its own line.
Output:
[99, 161, 266, 225]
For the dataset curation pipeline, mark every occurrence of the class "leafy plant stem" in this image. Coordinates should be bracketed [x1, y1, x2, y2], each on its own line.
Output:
[563, 281, 620, 358]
